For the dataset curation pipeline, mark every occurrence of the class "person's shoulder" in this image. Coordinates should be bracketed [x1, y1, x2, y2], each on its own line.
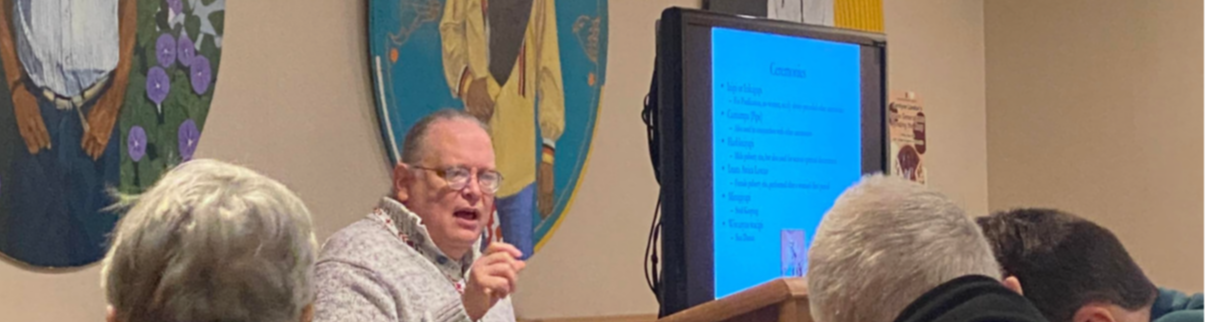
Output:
[894, 275, 1048, 322]
[1153, 310, 1202, 322]
[1152, 287, 1203, 322]
[318, 219, 406, 265]
[324, 218, 393, 245]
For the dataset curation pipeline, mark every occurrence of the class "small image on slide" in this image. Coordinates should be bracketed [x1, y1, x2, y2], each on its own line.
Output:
[781, 229, 806, 277]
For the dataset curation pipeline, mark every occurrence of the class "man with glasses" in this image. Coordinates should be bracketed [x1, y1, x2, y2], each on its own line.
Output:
[315, 109, 524, 322]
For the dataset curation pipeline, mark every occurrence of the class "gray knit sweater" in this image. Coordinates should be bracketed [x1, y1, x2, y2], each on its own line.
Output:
[314, 198, 515, 322]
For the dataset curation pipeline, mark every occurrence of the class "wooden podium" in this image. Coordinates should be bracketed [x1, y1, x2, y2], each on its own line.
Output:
[658, 278, 812, 322]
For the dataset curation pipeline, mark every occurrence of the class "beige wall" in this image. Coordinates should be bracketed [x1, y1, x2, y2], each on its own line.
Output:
[883, 0, 989, 216]
[0, 0, 996, 320]
[985, 0, 1203, 292]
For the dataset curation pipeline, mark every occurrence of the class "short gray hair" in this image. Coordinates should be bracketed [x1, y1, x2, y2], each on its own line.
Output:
[401, 108, 490, 164]
[101, 159, 318, 322]
[807, 175, 999, 322]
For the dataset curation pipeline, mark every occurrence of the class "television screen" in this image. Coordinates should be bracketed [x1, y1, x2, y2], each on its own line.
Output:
[656, 8, 887, 315]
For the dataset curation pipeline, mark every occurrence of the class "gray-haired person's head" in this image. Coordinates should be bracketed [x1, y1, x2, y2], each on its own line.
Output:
[807, 175, 1000, 322]
[400, 108, 490, 165]
[101, 159, 318, 322]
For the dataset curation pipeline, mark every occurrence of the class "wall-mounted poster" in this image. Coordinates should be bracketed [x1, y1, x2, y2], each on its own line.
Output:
[369, 0, 607, 258]
[888, 91, 926, 184]
[0, 0, 226, 269]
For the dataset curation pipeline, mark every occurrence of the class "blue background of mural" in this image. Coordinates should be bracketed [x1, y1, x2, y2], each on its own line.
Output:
[369, 0, 606, 254]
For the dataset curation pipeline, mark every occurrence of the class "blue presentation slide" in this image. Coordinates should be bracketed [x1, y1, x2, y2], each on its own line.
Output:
[711, 27, 863, 299]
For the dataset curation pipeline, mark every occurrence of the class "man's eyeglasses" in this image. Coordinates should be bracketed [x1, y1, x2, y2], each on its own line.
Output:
[411, 165, 502, 194]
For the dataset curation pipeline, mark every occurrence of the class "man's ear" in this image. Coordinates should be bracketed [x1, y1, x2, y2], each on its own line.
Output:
[393, 163, 413, 202]
[1002, 276, 1024, 295]
[107, 305, 118, 322]
[1073, 304, 1117, 322]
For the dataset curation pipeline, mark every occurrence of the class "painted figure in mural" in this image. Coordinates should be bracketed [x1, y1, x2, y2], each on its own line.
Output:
[440, 0, 564, 258]
[0, 0, 136, 267]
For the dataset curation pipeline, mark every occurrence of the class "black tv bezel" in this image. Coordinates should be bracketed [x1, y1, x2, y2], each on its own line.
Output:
[655, 7, 888, 316]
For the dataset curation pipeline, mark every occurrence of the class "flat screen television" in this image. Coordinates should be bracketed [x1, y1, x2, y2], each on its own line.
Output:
[655, 7, 888, 316]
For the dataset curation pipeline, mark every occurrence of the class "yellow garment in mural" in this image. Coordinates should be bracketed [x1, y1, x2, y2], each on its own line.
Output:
[440, 0, 565, 198]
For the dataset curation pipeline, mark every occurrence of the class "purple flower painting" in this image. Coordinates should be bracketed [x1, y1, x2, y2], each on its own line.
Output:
[146, 67, 170, 105]
[0, 0, 226, 269]
[167, 0, 182, 15]
[190, 56, 212, 95]
[128, 126, 147, 162]
[156, 33, 176, 67]
[178, 33, 196, 67]
[178, 119, 200, 161]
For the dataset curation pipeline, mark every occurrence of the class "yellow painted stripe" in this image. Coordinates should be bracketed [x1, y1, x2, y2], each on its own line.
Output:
[834, 0, 883, 33]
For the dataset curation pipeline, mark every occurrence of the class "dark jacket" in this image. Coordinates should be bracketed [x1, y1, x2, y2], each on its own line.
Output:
[894, 275, 1049, 322]
[1152, 288, 1203, 322]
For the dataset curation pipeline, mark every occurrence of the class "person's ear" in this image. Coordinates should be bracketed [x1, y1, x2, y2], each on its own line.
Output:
[1002, 276, 1023, 295]
[106, 305, 118, 322]
[393, 163, 413, 202]
[1074, 304, 1117, 322]
[300, 303, 314, 322]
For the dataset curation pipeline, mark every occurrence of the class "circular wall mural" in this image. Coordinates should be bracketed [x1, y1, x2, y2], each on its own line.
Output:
[0, 0, 225, 268]
[369, 0, 606, 258]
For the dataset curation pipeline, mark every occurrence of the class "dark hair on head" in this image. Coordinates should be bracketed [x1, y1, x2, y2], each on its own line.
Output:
[400, 109, 490, 164]
[976, 208, 1157, 322]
